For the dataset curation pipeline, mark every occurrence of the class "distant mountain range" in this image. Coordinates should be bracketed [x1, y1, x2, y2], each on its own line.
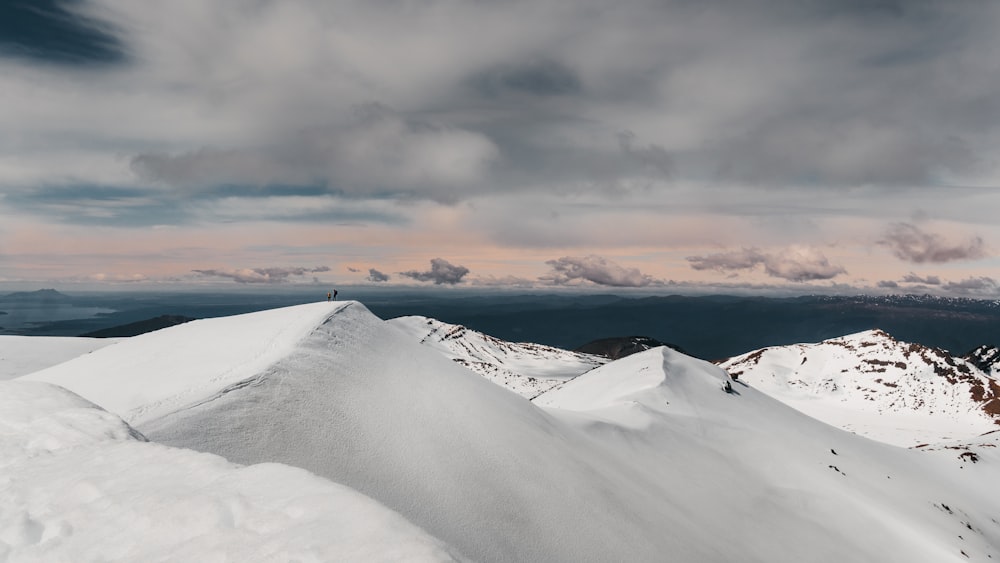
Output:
[0, 288, 72, 303]
[80, 315, 195, 338]
[574, 335, 686, 359]
[367, 293, 1000, 360]
[6, 289, 1000, 362]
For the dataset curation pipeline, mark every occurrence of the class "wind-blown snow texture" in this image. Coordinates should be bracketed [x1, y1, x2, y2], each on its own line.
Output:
[0, 380, 460, 562]
[720, 329, 1000, 446]
[388, 315, 606, 398]
[16, 302, 1000, 561]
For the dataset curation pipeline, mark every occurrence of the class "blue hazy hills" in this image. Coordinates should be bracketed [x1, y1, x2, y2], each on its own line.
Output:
[3, 289, 1000, 360]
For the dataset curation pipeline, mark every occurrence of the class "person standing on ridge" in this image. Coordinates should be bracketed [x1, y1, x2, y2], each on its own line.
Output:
[326, 291, 332, 302]
[333, 289, 338, 300]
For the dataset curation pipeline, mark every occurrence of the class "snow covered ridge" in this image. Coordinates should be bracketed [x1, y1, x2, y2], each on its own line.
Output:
[388, 315, 607, 398]
[0, 380, 461, 562]
[719, 329, 1000, 446]
[22, 302, 348, 425]
[13, 301, 1000, 561]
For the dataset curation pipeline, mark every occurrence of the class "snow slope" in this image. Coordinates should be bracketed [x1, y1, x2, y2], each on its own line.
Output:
[0, 380, 460, 562]
[719, 329, 1000, 446]
[23, 303, 342, 425]
[388, 315, 606, 398]
[26, 301, 1000, 562]
[0, 336, 120, 380]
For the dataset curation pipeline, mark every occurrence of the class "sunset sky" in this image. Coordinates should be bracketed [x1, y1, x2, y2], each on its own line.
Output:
[2, 1, 999, 295]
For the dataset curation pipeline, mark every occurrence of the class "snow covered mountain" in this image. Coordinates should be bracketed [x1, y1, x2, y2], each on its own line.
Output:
[719, 329, 1000, 446]
[387, 315, 606, 398]
[15, 303, 1000, 561]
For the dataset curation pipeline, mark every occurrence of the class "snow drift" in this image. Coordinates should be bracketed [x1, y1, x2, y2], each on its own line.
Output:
[0, 380, 460, 562]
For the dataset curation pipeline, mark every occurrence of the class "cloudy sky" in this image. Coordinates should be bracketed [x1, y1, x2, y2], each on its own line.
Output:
[2, 0, 1000, 295]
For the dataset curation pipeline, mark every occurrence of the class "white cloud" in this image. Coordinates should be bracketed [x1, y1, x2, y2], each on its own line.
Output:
[688, 246, 846, 282]
[541, 255, 658, 287]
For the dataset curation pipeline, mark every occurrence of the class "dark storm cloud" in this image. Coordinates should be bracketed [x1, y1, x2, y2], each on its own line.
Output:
[366, 268, 390, 283]
[541, 255, 657, 288]
[400, 258, 469, 285]
[687, 247, 846, 282]
[901, 272, 942, 286]
[0, 0, 124, 65]
[880, 223, 988, 263]
[193, 266, 329, 284]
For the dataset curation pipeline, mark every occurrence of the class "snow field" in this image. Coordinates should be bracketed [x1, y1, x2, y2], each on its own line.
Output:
[0, 381, 461, 562]
[0, 336, 121, 381]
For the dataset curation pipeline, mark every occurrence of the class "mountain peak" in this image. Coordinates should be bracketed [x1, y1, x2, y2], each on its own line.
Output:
[720, 329, 1000, 446]
[1, 288, 72, 302]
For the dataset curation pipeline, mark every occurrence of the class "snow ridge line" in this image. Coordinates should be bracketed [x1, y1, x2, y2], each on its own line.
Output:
[126, 302, 350, 424]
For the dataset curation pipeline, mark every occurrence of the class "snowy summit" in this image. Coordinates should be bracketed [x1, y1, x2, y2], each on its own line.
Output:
[720, 329, 1000, 446]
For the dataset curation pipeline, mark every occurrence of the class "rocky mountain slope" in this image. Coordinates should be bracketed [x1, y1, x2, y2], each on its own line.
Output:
[388, 315, 606, 398]
[719, 329, 1000, 446]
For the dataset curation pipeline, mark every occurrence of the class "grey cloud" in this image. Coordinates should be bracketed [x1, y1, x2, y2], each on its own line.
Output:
[367, 268, 390, 283]
[131, 104, 499, 203]
[943, 276, 998, 294]
[5, 0, 1000, 224]
[687, 246, 846, 282]
[687, 248, 767, 273]
[471, 58, 582, 98]
[901, 272, 942, 285]
[400, 258, 469, 285]
[762, 248, 846, 282]
[880, 223, 988, 263]
[194, 266, 329, 284]
[877, 280, 899, 289]
[618, 131, 674, 179]
[541, 255, 657, 287]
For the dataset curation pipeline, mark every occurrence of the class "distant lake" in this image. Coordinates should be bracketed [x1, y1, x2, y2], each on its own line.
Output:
[0, 303, 116, 334]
